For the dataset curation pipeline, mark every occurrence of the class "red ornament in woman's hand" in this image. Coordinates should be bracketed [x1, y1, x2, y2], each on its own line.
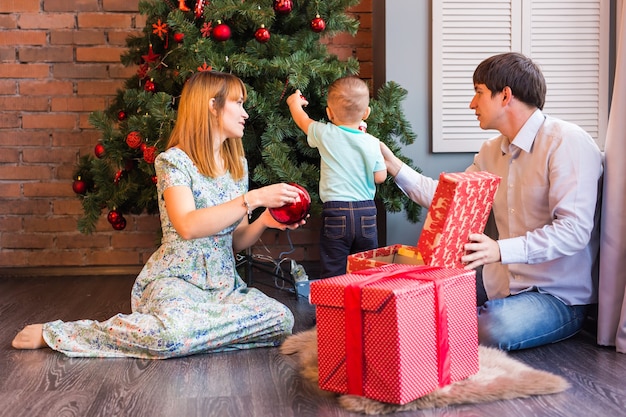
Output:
[269, 183, 311, 224]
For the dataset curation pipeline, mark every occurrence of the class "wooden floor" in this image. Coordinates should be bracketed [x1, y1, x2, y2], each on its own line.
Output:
[1, 263, 625, 417]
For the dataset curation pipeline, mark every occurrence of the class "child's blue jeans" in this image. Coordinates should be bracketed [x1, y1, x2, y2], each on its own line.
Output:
[319, 200, 378, 278]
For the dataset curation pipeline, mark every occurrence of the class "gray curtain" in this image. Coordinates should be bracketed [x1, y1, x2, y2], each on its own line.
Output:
[597, 0, 626, 353]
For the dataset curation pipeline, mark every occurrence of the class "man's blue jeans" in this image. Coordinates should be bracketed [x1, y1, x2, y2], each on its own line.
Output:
[476, 271, 588, 350]
[319, 200, 378, 278]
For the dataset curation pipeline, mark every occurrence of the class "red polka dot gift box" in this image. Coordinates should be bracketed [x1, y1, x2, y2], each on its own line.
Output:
[309, 263, 479, 405]
[347, 171, 501, 273]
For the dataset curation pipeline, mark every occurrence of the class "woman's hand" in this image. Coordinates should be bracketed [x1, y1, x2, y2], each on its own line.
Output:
[258, 209, 308, 230]
[246, 183, 302, 211]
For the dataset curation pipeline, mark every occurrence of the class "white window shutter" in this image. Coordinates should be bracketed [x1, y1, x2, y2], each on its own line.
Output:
[432, 0, 609, 152]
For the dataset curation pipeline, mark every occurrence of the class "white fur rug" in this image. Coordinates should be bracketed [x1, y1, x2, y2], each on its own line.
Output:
[279, 327, 570, 415]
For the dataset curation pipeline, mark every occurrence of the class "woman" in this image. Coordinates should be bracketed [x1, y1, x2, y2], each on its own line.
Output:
[12, 71, 305, 358]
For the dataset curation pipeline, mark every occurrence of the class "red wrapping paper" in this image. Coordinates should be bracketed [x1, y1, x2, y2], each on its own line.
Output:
[310, 263, 479, 404]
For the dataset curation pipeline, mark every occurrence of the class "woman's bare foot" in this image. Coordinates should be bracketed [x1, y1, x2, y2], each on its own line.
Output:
[12, 324, 47, 349]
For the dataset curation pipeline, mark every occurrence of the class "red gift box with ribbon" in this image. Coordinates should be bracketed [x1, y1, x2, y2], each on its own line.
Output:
[310, 263, 479, 405]
[347, 171, 500, 272]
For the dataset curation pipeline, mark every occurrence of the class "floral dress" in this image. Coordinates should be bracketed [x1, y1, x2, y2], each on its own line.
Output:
[43, 148, 294, 358]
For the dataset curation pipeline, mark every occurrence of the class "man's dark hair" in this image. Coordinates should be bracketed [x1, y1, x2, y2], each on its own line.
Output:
[473, 52, 546, 110]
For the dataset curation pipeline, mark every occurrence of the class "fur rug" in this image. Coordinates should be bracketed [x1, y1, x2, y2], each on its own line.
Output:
[279, 327, 570, 415]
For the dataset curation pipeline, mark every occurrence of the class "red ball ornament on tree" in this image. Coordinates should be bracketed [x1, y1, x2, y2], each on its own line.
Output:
[143, 145, 158, 164]
[212, 22, 231, 42]
[107, 209, 122, 225]
[126, 131, 143, 149]
[111, 216, 127, 230]
[173, 32, 185, 43]
[255, 25, 271, 43]
[151, 175, 158, 185]
[144, 79, 156, 92]
[310, 15, 326, 33]
[72, 176, 87, 195]
[273, 0, 293, 14]
[94, 143, 105, 159]
[269, 183, 311, 224]
[117, 110, 127, 121]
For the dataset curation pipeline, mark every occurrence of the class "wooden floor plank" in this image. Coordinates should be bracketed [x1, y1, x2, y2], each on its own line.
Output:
[1, 267, 625, 417]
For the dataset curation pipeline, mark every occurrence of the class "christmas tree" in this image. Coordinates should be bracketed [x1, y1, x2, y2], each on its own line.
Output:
[73, 0, 421, 233]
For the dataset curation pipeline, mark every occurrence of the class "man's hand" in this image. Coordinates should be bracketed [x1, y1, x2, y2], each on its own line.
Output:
[462, 233, 501, 270]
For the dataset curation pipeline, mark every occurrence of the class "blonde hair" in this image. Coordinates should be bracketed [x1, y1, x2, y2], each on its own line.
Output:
[167, 71, 247, 180]
[327, 76, 370, 124]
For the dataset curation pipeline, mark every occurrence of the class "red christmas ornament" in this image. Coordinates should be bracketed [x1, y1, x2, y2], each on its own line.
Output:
[117, 110, 127, 121]
[126, 131, 143, 149]
[112, 216, 127, 230]
[114, 170, 124, 184]
[94, 143, 105, 158]
[173, 32, 185, 43]
[273, 0, 293, 14]
[269, 183, 311, 224]
[310, 15, 326, 33]
[194, 0, 207, 19]
[72, 176, 87, 195]
[255, 25, 271, 43]
[144, 79, 156, 92]
[107, 209, 122, 225]
[212, 22, 231, 42]
[151, 175, 158, 184]
[143, 145, 158, 164]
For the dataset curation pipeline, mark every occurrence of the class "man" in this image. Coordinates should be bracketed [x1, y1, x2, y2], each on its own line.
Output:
[381, 52, 603, 350]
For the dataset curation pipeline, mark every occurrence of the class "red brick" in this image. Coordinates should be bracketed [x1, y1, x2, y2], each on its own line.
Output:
[57, 233, 111, 249]
[0, 46, 16, 61]
[0, 0, 39, 13]
[1, 199, 51, 215]
[77, 80, 124, 95]
[18, 13, 76, 29]
[0, 31, 47, 46]
[108, 30, 141, 46]
[51, 96, 107, 112]
[0, 80, 17, 95]
[0, 131, 51, 146]
[53, 63, 109, 79]
[102, 0, 140, 12]
[0, 63, 49, 78]
[0, 183, 21, 197]
[76, 46, 127, 63]
[22, 113, 77, 129]
[53, 199, 84, 216]
[0, 217, 23, 232]
[0, 96, 49, 111]
[19, 80, 74, 96]
[0, 165, 53, 180]
[52, 130, 101, 146]
[22, 147, 77, 164]
[0, 250, 28, 267]
[23, 215, 79, 231]
[1, 233, 54, 249]
[19, 46, 75, 62]
[78, 13, 133, 29]
[0, 113, 20, 128]
[89, 249, 142, 265]
[0, 15, 17, 29]
[26, 250, 87, 267]
[23, 182, 75, 198]
[0, 148, 20, 163]
[111, 232, 160, 249]
[51, 30, 106, 45]
[45, 0, 100, 12]
[108, 64, 136, 79]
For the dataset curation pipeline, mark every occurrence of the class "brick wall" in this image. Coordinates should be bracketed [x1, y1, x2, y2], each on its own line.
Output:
[0, 0, 373, 269]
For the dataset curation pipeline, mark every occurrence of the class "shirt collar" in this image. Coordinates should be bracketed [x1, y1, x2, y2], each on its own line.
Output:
[508, 109, 545, 153]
